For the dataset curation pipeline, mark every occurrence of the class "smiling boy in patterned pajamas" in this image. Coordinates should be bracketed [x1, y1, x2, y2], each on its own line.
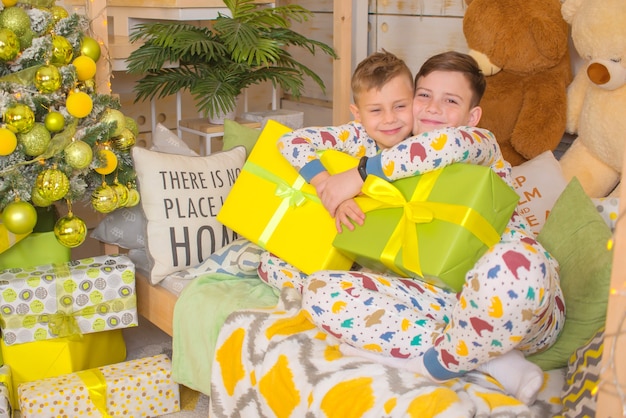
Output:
[259, 51, 565, 405]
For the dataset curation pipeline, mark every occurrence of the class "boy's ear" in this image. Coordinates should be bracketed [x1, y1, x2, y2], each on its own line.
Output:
[349, 103, 360, 122]
[468, 106, 482, 127]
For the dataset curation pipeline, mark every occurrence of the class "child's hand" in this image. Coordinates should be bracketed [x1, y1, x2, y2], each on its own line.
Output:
[335, 198, 365, 233]
[316, 168, 364, 216]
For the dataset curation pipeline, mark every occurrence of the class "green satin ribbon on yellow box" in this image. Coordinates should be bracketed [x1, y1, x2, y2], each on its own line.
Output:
[332, 162, 519, 292]
[217, 120, 354, 274]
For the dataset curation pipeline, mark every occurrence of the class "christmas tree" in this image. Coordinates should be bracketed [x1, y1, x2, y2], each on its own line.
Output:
[0, 0, 138, 249]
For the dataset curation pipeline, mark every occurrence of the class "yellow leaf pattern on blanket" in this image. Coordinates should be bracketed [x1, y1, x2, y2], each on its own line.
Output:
[475, 391, 524, 408]
[321, 377, 375, 418]
[456, 340, 468, 356]
[406, 387, 459, 417]
[431, 133, 447, 151]
[265, 309, 317, 339]
[384, 397, 397, 415]
[488, 296, 503, 318]
[338, 130, 350, 143]
[332, 300, 347, 313]
[383, 160, 395, 177]
[215, 327, 246, 396]
[259, 354, 300, 418]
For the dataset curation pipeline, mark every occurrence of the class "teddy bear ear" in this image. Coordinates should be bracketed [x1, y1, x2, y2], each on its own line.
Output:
[561, 0, 585, 24]
[530, 16, 569, 62]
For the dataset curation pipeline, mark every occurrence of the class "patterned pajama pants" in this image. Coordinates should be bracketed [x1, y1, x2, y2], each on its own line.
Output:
[258, 228, 565, 377]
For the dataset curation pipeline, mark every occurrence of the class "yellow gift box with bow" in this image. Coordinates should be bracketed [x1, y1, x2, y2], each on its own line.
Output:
[217, 120, 354, 275]
[2, 329, 126, 411]
[0, 254, 138, 345]
[332, 162, 519, 292]
[17, 354, 179, 417]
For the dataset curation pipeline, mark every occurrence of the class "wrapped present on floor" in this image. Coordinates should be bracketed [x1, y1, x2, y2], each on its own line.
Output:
[1, 329, 127, 410]
[217, 120, 354, 275]
[0, 365, 12, 418]
[332, 163, 520, 292]
[18, 354, 180, 417]
[0, 254, 138, 345]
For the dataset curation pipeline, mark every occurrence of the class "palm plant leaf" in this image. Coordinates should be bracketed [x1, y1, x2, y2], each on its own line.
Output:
[126, 0, 337, 118]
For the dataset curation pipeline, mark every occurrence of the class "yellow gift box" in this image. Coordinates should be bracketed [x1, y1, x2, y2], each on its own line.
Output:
[1, 329, 126, 409]
[18, 354, 180, 417]
[217, 120, 353, 274]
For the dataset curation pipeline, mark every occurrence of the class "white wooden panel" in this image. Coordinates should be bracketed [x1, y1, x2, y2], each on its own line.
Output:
[371, 0, 466, 17]
[374, 14, 467, 76]
[285, 12, 335, 102]
[279, 0, 332, 12]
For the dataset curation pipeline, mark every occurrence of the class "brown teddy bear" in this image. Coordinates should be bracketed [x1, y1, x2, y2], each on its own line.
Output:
[463, 0, 573, 166]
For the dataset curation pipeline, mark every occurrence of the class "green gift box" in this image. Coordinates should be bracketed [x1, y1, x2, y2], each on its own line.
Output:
[332, 163, 519, 292]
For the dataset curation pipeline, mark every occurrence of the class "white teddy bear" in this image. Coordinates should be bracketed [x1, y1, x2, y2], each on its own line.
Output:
[559, 0, 626, 197]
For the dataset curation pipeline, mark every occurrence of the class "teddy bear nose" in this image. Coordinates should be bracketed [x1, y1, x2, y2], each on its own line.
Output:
[587, 62, 610, 85]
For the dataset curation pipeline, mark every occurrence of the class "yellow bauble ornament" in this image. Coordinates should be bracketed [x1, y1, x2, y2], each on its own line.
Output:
[111, 128, 135, 151]
[64, 140, 93, 169]
[0, 27, 19, 61]
[0, 127, 17, 155]
[72, 55, 96, 81]
[50, 35, 73, 66]
[50, 5, 69, 23]
[1, 0, 18, 7]
[3, 103, 34, 133]
[111, 182, 129, 207]
[66, 91, 93, 118]
[91, 183, 118, 213]
[1, 200, 37, 234]
[31, 187, 52, 207]
[34, 64, 61, 93]
[35, 168, 70, 201]
[54, 214, 87, 248]
[94, 148, 117, 175]
[125, 186, 140, 207]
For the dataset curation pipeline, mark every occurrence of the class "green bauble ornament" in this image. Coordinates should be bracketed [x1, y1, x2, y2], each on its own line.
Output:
[36, 168, 70, 201]
[3, 103, 34, 134]
[0, 7, 30, 37]
[1, 200, 37, 234]
[111, 182, 129, 207]
[31, 187, 52, 207]
[125, 116, 139, 137]
[80, 36, 101, 62]
[64, 140, 93, 169]
[50, 35, 73, 66]
[34, 64, 61, 93]
[125, 186, 140, 207]
[44, 111, 65, 132]
[54, 214, 87, 248]
[17, 122, 51, 156]
[18, 28, 33, 50]
[91, 183, 118, 213]
[100, 108, 126, 137]
[111, 128, 135, 151]
[0, 28, 19, 61]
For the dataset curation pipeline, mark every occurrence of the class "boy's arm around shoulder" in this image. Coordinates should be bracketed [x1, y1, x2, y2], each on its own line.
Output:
[368, 126, 507, 181]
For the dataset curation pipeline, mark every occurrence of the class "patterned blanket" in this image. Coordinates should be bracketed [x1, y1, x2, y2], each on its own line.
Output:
[210, 288, 565, 418]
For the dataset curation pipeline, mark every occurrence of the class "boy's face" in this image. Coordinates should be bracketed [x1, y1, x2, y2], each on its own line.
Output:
[350, 74, 414, 149]
[412, 70, 482, 135]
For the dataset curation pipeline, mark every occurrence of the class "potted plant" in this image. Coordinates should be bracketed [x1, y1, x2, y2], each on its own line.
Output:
[126, 0, 337, 123]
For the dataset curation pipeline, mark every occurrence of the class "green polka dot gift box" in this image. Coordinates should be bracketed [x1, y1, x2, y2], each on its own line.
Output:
[0, 254, 138, 345]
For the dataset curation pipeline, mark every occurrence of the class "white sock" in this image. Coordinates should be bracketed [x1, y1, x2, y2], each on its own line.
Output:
[476, 349, 543, 404]
[339, 343, 432, 377]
